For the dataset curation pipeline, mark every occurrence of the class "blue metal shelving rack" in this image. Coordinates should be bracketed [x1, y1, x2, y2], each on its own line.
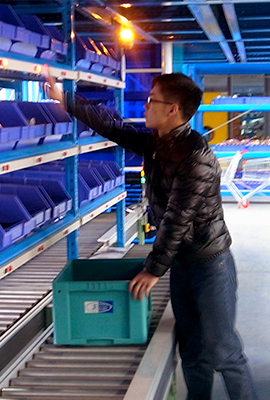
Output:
[0, 2, 126, 278]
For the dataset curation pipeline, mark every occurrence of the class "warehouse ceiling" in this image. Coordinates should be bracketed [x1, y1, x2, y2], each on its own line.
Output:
[5, 0, 270, 64]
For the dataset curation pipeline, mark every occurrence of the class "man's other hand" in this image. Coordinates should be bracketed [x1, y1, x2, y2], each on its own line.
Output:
[129, 269, 159, 301]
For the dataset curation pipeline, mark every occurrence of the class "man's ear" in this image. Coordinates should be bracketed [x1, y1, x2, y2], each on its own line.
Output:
[169, 103, 180, 115]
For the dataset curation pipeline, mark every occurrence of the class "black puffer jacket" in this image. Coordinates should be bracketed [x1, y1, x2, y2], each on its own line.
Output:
[67, 96, 232, 277]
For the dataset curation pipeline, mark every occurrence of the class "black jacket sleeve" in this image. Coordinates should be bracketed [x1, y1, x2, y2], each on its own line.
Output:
[66, 92, 150, 157]
[144, 150, 219, 276]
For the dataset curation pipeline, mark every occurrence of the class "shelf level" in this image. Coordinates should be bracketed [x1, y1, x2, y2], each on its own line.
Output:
[0, 139, 118, 174]
[0, 53, 125, 88]
[0, 188, 126, 279]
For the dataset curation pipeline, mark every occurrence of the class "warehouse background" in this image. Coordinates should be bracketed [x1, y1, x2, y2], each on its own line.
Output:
[0, 1, 270, 399]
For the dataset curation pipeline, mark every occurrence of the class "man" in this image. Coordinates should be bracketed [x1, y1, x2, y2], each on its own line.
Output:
[46, 72, 257, 399]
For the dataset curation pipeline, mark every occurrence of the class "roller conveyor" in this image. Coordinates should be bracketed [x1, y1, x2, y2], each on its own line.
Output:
[0, 213, 174, 400]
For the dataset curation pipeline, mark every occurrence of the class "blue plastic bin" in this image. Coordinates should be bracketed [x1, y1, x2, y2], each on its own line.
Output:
[0, 36, 12, 51]
[0, 194, 34, 250]
[23, 178, 72, 219]
[0, 4, 30, 42]
[46, 25, 68, 55]
[39, 102, 73, 135]
[38, 164, 102, 204]
[83, 160, 124, 188]
[75, 35, 102, 71]
[22, 166, 101, 205]
[77, 120, 94, 138]
[0, 101, 30, 144]
[79, 165, 111, 193]
[0, 183, 52, 228]
[104, 161, 124, 187]
[19, 14, 50, 49]
[0, 174, 72, 220]
[53, 258, 152, 345]
[16, 101, 53, 138]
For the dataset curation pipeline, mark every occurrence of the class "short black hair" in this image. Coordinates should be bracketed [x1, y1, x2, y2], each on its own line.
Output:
[152, 73, 203, 121]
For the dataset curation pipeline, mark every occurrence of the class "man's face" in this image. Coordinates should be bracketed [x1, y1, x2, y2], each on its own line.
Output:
[144, 83, 174, 131]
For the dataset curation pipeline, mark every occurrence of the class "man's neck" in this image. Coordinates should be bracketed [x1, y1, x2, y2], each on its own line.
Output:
[158, 120, 188, 137]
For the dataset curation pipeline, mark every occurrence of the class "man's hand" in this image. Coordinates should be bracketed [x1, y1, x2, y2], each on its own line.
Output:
[43, 64, 65, 109]
[129, 269, 159, 301]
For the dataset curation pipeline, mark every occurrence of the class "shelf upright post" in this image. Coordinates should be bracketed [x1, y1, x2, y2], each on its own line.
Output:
[62, 0, 79, 259]
[185, 64, 204, 134]
[115, 87, 126, 248]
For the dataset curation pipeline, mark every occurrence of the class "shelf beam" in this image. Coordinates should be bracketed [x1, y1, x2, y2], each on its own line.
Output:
[0, 189, 126, 279]
[0, 147, 78, 175]
[0, 54, 124, 88]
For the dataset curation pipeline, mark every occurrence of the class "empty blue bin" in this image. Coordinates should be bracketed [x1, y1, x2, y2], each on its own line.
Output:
[39, 102, 73, 135]
[16, 101, 53, 138]
[46, 25, 68, 55]
[79, 163, 115, 192]
[75, 35, 102, 71]
[78, 165, 109, 194]
[0, 101, 30, 144]
[102, 161, 124, 187]
[0, 4, 30, 42]
[0, 174, 72, 220]
[81, 160, 124, 188]
[0, 183, 52, 228]
[77, 120, 94, 138]
[19, 14, 50, 49]
[30, 178, 72, 218]
[20, 166, 99, 205]
[29, 164, 102, 205]
[0, 35, 12, 51]
[0, 194, 34, 250]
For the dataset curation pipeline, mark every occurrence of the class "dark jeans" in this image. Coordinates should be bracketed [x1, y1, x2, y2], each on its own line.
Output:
[170, 249, 257, 400]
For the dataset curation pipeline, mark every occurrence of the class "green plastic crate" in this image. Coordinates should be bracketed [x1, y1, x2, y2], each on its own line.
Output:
[52, 258, 152, 345]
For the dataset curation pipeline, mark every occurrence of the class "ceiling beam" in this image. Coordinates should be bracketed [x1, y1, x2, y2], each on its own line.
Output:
[108, 1, 270, 5]
[186, 1, 235, 63]
[222, 3, 246, 62]
[79, 1, 159, 43]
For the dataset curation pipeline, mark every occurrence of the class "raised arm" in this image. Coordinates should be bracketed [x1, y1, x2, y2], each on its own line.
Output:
[44, 68, 152, 157]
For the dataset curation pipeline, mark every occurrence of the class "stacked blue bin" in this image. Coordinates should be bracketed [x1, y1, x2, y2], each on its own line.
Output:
[15, 101, 53, 149]
[19, 14, 50, 50]
[0, 183, 52, 228]
[0, 4, 67, 61]
[79, 160, 124, 191]
[75, 35, 121, 76]
[0, 101, 73, 151]
[0, 174, 72, 221]
[21, 164, 102, 206]
[0, 194, 34, 250]
[0, 101, 29, 152]
[39, 102, 73, 136]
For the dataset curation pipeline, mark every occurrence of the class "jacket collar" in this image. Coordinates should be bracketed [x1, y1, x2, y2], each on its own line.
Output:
[169, 121, 191, 138]
[153, 121, 191, 147]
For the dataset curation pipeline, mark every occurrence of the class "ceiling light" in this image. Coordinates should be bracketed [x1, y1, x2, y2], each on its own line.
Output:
[120, 28, 134, 41]
[120, 3, 132, 8]
[119, 28, 134, 49]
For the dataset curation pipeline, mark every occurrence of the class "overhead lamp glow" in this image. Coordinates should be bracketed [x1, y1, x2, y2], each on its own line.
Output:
[120, 28, 134, 42]
[91, 12, 102, 21]
[120, 3, 132, 8]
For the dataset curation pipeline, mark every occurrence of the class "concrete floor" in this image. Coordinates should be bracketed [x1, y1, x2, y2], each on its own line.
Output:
[175, 202, 270, 400]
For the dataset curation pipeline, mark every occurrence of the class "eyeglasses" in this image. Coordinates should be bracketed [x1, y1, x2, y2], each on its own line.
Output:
[146, 96, 174, 105]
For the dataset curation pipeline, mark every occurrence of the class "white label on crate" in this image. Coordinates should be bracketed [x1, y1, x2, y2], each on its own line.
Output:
[84, 301, 113, 314]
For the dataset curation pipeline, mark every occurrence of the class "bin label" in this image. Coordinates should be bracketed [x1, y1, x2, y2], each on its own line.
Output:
[84, 301, 113, 314]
